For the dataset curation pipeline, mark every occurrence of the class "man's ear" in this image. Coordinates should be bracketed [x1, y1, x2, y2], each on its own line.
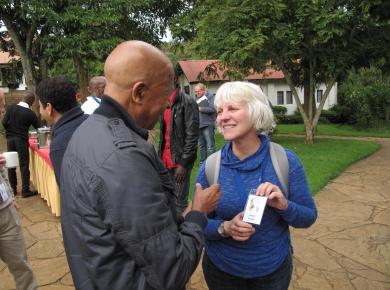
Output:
[46, 103, 55, 116]
[132, 82, 146, 104]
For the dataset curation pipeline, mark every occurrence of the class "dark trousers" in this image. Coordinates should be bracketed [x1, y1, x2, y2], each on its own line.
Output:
[202, 251, 293, 290]
[7, 137, 31, 193]
[167, 167, 192, 216]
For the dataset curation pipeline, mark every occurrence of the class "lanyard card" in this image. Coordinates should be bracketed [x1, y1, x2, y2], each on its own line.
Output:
[242, 193, 267, 225]
[0, 182, 10, 203]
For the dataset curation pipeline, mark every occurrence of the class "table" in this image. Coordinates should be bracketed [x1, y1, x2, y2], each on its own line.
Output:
[29, 139, 61, 216]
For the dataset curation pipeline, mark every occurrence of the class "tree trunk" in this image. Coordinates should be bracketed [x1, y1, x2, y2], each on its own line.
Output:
[73, 54, 89, 102]
[39, 56, 49, 81]
[304, 120, 315, 144]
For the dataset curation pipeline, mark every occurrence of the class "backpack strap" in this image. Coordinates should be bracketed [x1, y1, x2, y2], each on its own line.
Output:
[205, 150, 221, 185]
[205, 142, 289, 197]
[270, 142, 289, 197]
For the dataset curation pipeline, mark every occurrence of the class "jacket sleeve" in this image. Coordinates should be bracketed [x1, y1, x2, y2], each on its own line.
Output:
[97, 146, 206, 290]
[275, 149, 317, 228]
[200, 93, 216, 114]
[194, 162, 224, 240]
[179, 97, 199, 168]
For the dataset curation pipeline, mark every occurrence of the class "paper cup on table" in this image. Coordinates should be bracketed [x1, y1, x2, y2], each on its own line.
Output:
[3, 152, 19, 168]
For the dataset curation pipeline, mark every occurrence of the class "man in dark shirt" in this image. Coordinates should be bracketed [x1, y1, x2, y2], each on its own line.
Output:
[36, 77, 88, 185]
[2, 92, 40, 197]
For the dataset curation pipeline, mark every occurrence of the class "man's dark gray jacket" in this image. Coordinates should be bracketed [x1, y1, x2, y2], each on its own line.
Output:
[60, 96, 207, 290]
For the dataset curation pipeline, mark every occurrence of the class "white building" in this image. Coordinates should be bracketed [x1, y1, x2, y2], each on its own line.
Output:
[177, 60, 337, 115]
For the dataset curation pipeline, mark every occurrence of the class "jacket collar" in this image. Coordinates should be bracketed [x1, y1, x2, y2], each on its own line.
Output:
[17, 101, 30, 109]
[53, 106, 86, 136]
[94, 95, 149, 140]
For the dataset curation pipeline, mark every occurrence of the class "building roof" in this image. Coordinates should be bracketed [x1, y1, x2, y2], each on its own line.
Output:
[0, 51, 19, 64]
[177, 60, 285, 83]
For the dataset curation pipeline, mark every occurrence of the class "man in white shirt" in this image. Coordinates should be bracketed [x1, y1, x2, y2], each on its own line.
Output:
[81, 76, 106, 114]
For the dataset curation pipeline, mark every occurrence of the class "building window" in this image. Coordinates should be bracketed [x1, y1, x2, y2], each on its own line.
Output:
[316, 89, 323, 103]
[286, 91, 293, 104]
[277, 91, 284, 105]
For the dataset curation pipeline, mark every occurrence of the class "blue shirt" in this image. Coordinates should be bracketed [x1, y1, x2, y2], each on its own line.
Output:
[195, 135, 317, 278]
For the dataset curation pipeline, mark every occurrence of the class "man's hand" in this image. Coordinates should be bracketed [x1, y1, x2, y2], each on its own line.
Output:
[175, 165, 187, 184]
[0, 154, 5, 168]
[191, 183, 221, 213]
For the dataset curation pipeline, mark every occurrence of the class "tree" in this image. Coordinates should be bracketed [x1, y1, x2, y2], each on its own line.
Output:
[172, 0, 390, 143]
[340, 66, 390, 127]
[0, 0, 60, 93]
[1, 0, 184, 100]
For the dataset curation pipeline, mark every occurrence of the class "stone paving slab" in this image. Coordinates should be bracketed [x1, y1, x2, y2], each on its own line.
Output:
[1, 137, 389, 290]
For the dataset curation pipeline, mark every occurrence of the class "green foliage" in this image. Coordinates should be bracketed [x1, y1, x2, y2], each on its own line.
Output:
[272, 105, 287, 121]
[1, 0, 184, 90]
[339, 66, 390, 127]
[276, 124, 390, 138]
[171, 0, 390, 142]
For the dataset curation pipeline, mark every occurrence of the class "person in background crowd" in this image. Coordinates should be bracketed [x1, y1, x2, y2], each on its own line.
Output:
[81, 76, 106, 114]
[0, 90, 38, 290]
[195, 83, 216, 163]
[60, 40, 222, 290]
[195, 81, 317, 290]
[36, 77, 88, 184]
[158, 80, 199, 216]
[75, 92, 83, 105]
[2, 91, 40, 198]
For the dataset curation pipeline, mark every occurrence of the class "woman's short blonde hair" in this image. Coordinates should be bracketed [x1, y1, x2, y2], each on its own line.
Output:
[214, 81, 275, 134]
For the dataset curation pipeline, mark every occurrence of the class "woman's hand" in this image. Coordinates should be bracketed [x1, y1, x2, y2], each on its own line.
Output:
[256, 182, 288, 210]
[224, 212, 255, 241]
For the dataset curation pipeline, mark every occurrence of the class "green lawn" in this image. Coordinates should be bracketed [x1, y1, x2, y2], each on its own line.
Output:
[189, 133, 380, 197]
[276, 124, 390, 138]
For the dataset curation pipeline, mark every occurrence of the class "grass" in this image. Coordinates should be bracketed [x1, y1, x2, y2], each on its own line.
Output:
[188, 133, 380, 197]
[276, 123, 390, 138]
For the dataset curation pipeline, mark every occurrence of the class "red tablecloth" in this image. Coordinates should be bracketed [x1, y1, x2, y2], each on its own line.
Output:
[28, 139, 53, 169]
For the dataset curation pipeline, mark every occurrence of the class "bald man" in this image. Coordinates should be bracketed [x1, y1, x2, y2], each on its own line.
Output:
[81, 76, 106, 114]
[60, 41, 221, 290]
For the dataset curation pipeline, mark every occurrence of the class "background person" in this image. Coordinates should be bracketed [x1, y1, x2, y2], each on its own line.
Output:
[36, 77, 88, 184]
[2, 91, 40, 197]
[0, 91, 38, 290]
[195, 81, 317, 290]
[195, 83, 216, 163]
[81, 76, 106, 114]
[60, 40, 221, 290]
[158, 84, 199, 216]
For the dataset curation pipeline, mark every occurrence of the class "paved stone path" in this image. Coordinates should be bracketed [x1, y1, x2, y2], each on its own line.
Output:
[1, 136, 389, 290]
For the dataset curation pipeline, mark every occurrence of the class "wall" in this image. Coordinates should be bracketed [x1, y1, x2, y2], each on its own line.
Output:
[178, 74, 338, 115]
[2, 89, 27, 106]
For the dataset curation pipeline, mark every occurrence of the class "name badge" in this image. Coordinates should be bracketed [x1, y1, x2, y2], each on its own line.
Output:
[242, 194, 267, 225]
[0, 183, 10, 203]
